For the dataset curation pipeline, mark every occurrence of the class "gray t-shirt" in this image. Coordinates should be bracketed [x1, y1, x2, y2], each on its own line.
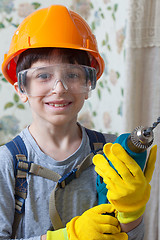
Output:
[0, 125, 144, 240]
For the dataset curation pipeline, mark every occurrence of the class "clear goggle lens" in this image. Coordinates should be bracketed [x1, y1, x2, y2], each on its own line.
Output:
[17, 64, 97, 97]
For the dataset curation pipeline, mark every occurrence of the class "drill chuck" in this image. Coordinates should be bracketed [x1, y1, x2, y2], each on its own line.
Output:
[127, 126, 154, 153]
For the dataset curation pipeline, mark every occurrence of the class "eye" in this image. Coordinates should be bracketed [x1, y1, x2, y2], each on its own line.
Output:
[37, 73, 51, 80]
[66, 71, 83, 81]
[67, 73, 80, 79]
[37, 73, 51, 79]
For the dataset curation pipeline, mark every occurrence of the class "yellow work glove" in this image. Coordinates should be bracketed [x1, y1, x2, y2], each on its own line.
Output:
[66, 204, 128, 240]
[47, 204, 128, 240]
[47, 228, 69, 240]
[93, 143, 157, 224]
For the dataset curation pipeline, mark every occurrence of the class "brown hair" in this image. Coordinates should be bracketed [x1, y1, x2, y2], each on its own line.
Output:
[16, 47, 91, 75]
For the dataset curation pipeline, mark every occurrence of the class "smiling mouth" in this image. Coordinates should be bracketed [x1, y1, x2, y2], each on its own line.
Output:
[47, 102, 70, 107]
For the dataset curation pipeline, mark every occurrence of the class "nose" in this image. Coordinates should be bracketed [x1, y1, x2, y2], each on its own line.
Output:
[52, 79, 68, 93]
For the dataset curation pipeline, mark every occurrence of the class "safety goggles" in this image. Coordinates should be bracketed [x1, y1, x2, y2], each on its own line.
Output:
[17, 64, 97, 97]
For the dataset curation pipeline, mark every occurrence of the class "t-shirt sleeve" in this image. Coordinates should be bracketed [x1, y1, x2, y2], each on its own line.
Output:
[0, 145, 16, 238]
[127, 218, 144, 240]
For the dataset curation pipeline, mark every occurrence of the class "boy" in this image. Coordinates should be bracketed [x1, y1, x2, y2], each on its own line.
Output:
[0, 5, 156, 240]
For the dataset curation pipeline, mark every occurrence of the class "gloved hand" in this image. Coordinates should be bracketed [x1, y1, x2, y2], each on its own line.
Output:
[93, 143, 157, 224]
[66, 204, 128, 240]
[47, 204, 128, 240]
[47, 228, 68, 240]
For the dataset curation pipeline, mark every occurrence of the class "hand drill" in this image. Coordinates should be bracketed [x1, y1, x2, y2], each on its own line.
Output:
[97, 117, 160, 205]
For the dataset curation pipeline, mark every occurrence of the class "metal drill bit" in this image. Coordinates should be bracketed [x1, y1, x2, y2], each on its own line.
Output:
[144, 117, 160, 137]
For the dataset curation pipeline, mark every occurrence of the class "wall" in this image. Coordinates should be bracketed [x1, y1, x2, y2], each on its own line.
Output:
[0, 0, 128, 144]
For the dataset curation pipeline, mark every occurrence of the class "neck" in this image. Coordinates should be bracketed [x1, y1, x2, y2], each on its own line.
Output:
[29, 121, 82, 160]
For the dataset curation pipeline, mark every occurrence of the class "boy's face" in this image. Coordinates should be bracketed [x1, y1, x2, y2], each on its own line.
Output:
[15, 51, 90, 127]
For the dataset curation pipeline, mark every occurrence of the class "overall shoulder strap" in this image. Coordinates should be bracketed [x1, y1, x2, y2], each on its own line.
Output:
[85, 127, 106, 152]
[85, 128, 109, 205]
[6, 135, 28, 176]
[6, 136, 63, 237]
[6, 135, 28, 239]
[49, 128, 107, 230]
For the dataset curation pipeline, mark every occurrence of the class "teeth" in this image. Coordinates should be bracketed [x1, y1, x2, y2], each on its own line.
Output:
[49, 103, 68, 107]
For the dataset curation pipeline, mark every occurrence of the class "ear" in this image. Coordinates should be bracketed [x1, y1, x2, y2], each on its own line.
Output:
[85, 90, 91, 100]
[85, 94, 89, 100]
[14, 82, 28, 103]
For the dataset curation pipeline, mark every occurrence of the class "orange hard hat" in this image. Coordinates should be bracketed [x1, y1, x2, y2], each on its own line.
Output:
[1, 5, 105, 85]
